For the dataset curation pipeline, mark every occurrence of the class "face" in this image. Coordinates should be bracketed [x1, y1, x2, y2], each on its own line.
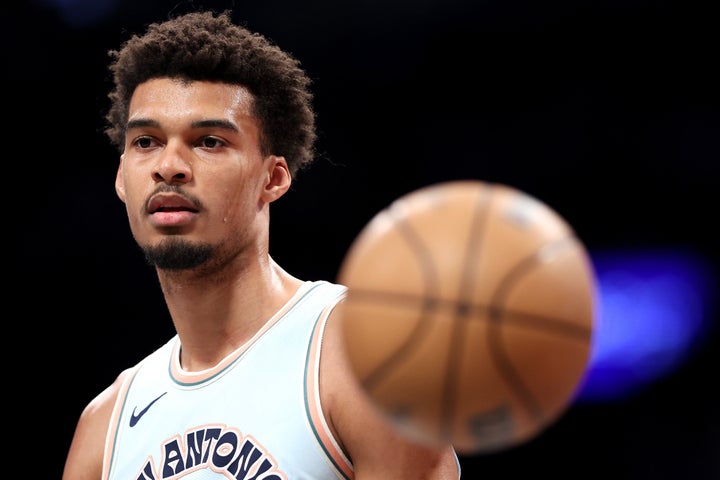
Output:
[116, 78, 291, 271]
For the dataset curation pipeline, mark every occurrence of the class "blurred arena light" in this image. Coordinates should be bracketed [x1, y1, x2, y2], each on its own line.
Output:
[32, 0, 118, 27]
[577, 247, 717, 403]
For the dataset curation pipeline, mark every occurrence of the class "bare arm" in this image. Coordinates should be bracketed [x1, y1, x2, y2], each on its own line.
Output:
[62, 371, 130, 480]
[322, 308, 461, 479]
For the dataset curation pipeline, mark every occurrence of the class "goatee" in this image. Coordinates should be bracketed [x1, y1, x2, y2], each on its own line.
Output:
[142, 237, 213, 270]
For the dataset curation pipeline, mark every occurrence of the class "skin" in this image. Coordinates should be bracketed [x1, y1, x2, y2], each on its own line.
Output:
[63, 78, 459, 479]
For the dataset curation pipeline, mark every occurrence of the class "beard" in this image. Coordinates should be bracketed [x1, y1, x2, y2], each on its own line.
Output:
[141, 237, 214, 270]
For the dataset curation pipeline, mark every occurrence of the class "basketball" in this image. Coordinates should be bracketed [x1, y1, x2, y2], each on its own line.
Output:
[335, 180, 596, 455]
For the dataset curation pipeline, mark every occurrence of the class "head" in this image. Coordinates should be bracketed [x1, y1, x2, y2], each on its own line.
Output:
[108, 11, 316, 272]
[106, 9, 316, 177]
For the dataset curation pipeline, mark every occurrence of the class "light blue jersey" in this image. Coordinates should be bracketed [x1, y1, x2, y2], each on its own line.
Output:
[102, 281, 353, 479]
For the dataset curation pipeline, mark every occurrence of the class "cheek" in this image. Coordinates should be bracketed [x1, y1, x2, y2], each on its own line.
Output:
[215, 177, 265, 227]
[121, 183, 147, 218]
[123, 191, 147, 237]
[118, 163, 151, 208]
[217, 185, 255, 221]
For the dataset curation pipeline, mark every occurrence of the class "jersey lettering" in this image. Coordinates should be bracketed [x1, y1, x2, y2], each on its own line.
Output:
[134, 425, 286, 479]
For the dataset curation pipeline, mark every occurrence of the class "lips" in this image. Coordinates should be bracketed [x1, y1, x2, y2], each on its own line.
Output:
[147, 193, 199, 214]
[146, 193, 199, 227]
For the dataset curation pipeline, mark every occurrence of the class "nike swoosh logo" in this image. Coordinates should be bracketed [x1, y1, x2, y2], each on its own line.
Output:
[129, 392, 167, 427]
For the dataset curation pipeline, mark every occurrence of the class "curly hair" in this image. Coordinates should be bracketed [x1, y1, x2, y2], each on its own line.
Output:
[105, 10, 316, 176]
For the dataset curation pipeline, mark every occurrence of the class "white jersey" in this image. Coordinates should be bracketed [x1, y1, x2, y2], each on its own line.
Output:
[102, 280, 354, 480]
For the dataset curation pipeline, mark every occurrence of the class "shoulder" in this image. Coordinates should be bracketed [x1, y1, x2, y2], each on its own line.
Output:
[321, 303, 461, 479]
[62, 368, 135, 480]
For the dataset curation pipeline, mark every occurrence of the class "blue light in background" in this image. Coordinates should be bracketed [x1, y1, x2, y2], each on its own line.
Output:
[32, 0, 118, 27]
[577, 248, 716, 403]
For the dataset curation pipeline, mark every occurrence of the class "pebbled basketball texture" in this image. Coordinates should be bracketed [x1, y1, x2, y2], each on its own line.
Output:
[335, 180, 596, 455]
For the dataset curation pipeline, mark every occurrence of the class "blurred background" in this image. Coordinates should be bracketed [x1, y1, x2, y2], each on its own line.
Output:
[8, 0, 717, 477]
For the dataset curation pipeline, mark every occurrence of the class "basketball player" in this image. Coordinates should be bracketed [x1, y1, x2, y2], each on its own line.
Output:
[62, 9, 461, 480]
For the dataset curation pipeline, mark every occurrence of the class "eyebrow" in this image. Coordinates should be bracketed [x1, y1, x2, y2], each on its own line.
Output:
[191, 119, 239, 132]
[126, 118, 160, 130]
[125, 118, 239, 133]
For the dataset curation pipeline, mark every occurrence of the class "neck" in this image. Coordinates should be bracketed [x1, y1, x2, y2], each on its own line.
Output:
[157, 255, 303, 371]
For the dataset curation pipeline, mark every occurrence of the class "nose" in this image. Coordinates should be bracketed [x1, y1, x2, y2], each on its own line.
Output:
[152, 142, 193, 185]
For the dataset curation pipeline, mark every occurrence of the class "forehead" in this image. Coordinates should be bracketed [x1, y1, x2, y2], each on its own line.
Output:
[128, 78, 255, 122]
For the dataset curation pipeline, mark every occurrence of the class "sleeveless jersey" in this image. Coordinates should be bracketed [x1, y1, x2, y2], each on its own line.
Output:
[102, 280, 354, 480]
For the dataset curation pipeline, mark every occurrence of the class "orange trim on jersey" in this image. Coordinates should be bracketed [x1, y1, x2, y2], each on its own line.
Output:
[305, 298, 355, 479]
[168, 281, 318, 386]
[102, 364, 143, 480]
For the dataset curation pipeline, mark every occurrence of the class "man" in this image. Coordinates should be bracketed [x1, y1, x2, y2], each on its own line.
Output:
[63, 9, 461, 479]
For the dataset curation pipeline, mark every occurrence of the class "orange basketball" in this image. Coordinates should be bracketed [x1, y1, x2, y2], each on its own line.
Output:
[335, 180, 596, 454]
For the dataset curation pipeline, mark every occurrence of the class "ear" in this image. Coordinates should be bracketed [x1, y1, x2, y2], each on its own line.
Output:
[262, 155, 292, 203]
[115, 154, 127, 203]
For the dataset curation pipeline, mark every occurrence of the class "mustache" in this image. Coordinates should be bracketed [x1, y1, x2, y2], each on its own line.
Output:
[144, 184, 204, 212]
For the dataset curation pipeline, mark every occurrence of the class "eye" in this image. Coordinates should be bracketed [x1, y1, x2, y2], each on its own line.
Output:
[198, 136, 226, 149]
[133, 136, 159, 149]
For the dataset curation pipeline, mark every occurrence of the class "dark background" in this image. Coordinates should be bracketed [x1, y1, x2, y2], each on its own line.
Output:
[8, 0, 718, 477]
